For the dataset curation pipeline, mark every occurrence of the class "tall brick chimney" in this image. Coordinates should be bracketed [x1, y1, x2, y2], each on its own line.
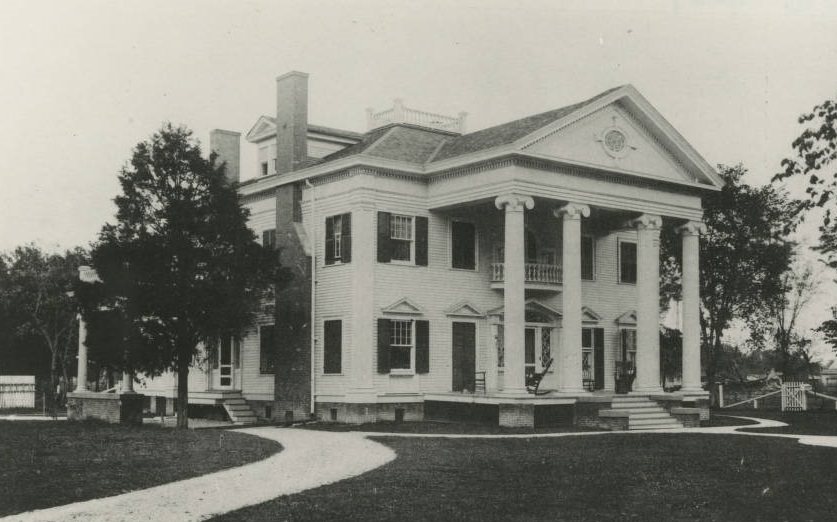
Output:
[209, 129, 241, 184]
[275, 71, 309, 175]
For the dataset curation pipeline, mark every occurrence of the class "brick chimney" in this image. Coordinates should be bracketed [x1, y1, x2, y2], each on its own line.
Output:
[209, 129, 241, 184]
[275, 71, 309, 175]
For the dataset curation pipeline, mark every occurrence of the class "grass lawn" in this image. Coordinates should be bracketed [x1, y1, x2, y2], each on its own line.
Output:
[722, 408, 837, 435]
[214, 432, 837, 521]
[0, 421, 281, 517]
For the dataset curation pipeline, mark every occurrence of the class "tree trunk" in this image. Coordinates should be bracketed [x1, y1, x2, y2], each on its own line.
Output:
[176, 352, 189, 429]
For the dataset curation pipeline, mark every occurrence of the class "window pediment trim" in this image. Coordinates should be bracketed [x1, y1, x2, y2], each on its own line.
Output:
[616, 310, 637, 326]
[582, 306, 602, 324]
[444, 300, 484, 318]
[381, 297, 425, 316]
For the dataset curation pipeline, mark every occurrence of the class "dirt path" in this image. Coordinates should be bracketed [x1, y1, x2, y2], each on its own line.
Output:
[4, 427, 396, 522]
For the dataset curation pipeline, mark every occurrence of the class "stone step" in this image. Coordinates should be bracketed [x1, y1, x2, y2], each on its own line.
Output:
[629, 412, 673, 420]
[629, 417, 683, 427]
[629, 422, 683, 430]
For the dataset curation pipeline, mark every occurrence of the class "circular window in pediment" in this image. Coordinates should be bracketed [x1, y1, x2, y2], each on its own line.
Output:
[604, 129, 626, 153]
[599, 125, 632, 158]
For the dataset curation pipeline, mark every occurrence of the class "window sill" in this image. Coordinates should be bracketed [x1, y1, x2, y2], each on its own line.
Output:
[389, 260, 415, 266]
[390, 370, 415, 376]
[449, 266, 478, 272]
[323, 261, 350, 268]
[617, 281, 637, 286]
[322, 373, 344, 377]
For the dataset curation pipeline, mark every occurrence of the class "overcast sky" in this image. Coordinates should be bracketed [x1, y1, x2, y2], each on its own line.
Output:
[2, 0, 836, 359]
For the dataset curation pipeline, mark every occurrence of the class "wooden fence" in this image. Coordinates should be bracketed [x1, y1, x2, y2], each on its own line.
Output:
[0, 375, 36, 409]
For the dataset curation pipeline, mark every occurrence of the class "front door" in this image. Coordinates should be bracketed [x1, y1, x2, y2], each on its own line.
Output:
[214, 337, 236, 390]
[452, 322, 476, 392]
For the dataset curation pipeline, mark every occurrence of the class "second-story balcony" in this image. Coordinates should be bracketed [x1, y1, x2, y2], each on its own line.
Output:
[490, 262, 562, 291]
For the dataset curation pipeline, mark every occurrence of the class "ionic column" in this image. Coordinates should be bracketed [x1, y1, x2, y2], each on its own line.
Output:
[554, 203, 590, 393]
[75, 313, 88, 392]
[632, 214, 663, 393]
[495, 194, 534, 394]
[679, 221, 706, 393]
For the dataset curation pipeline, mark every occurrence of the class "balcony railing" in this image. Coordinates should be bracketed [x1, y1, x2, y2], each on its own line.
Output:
[490, 263, 562, 285]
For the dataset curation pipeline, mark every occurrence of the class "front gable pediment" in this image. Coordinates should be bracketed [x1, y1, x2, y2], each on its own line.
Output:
[517, 86, 723, 189]
[381, 297, 425, 315]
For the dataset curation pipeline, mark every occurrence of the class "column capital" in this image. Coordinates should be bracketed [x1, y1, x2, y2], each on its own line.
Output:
[495, 194, 535, 212]
[553, 202, 590, 220]
[678, 220, 707, 236]
[630, 213, 663, 231]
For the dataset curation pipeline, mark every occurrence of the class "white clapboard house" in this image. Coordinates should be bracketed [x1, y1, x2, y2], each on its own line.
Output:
[139, 71, 720, 429]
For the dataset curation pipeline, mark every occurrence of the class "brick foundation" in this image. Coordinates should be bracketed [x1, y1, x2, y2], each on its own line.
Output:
[498, 403, 535, 428]
[66, 392, 144, 425]
[671, 407, 701, 427]
[575, 397, 617, 430]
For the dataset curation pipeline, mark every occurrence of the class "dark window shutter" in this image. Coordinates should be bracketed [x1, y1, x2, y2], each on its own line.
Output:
[325, 216, 335, 265]
[377, 319, 391, 373]
[415, 320, 430, 374]
[415, 216, 428, 266]
[451, 221, 476, 269]
[377, 212, 391, 263]
[594, 328, 605, 390]
[233, 338, 240, 369]
[581, 236, 594, 280]
[210, 340, 219, 369]
[620, 242, 637, 284]
[341, 213, 352, 263]
[323, 320, 342, 374]
[260, 325, 275, 374]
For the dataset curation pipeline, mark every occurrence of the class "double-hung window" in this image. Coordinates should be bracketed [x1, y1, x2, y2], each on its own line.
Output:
[390, 215, 414, 263]
[389, 319, 414, 371]
[377, 318, 430, 374]
[377, 212, 428, 266]
[581, 328, 594, 382]
[325, 213, 351, 265]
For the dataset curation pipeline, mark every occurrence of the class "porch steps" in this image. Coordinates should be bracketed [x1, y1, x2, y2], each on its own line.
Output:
[220, 395, 258, 425]
[604, 396, 683, 430]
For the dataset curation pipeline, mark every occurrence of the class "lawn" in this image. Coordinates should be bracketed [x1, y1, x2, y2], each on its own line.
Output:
[0, 421, 281, 517]
[722, 408, 837, 435]
[214, 431, 837, 521]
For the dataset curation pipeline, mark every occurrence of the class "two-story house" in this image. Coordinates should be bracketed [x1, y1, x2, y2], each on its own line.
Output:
[140, 71, 720, 429]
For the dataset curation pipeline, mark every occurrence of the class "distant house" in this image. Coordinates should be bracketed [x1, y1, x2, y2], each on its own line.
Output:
[140, 71, 721, 428]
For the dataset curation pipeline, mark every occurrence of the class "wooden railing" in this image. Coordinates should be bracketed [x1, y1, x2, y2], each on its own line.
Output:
[490, 263, 562, 284]
[367, 100, 467, 132]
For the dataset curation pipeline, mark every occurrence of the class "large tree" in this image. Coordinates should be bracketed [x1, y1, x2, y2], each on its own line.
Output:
[662, 164, 799, 385]
[750, 263, 820, 378]
[87, 123, 277, 428]
[0, 245, 88, 400]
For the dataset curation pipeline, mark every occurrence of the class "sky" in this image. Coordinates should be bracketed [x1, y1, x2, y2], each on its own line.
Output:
[1, 0, 836, 360]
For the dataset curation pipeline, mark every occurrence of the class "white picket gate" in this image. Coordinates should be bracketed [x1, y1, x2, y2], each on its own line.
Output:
[0, 376, 36, 409]
[781, 382, 807, 412]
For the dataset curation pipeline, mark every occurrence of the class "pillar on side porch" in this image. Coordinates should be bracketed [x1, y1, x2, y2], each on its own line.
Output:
[554, 203, 590, 393]
[679, 220, 706, 393]
[495, 194, 534, 394]
[75, 314, 88, 392]
[632, 214, 663, 393]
